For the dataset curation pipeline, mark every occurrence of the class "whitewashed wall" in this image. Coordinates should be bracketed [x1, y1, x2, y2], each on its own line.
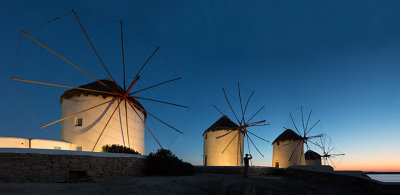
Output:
[203, 130, 244, 166]
[0, 137, 76, 150]
[61, 95, 145, 154]
[0, 137, 29, 148]
[272, 140, 305, 168]
[305, 159, 322, 166]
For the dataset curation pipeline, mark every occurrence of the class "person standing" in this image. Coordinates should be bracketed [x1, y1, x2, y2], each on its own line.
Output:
[243, 153, 252, 178]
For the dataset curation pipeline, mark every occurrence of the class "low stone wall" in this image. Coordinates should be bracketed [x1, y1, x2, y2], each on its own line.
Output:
[0, 149, 145, 182]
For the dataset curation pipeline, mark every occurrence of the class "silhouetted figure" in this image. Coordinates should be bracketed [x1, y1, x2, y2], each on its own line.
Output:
[243, 153, 252, 178]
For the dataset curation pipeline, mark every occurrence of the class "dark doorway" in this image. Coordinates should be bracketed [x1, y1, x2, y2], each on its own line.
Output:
[275, 162, 279, 168]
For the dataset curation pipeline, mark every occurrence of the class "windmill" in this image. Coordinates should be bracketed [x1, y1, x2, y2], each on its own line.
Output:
[285, 106, 323, 164]
[203, 83, 269, 166]
[10, 10, 186, 152]
[315, 134, 345, 168]
[272, 106, 323, 168]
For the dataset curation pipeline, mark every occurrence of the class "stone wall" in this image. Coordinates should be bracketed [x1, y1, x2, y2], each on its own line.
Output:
[0, 151, 145, 182]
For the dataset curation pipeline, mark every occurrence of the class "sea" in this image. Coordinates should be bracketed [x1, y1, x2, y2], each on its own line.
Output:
[367, 174, 400, 182]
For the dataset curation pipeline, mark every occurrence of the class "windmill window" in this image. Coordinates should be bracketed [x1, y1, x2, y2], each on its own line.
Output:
[54, 146, 61, 150]
[74, 117, 83, 126]
[205, 134, 207, 139]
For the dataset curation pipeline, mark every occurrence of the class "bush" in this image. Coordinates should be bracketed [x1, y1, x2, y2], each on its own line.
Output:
[101, 144, 141, 155]
[145, 149, 195, 176]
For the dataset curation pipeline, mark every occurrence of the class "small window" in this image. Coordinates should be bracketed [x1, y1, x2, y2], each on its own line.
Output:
[74, 117, 83, 126]
[76, 146, 82, 151]
[205, 134, 207, 139]
[54, 146, 61, 150]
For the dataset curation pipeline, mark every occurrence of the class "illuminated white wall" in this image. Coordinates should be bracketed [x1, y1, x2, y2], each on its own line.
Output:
[0, 137, 76, 150]
[203, 130, 244, 166]
[30, 139, 76, 150]
[61, 95, 145, 154]
[0, 137, 29, 148]
[272, 140, 305, 168]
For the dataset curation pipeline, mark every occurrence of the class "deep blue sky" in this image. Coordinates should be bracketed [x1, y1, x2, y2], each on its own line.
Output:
[1, 1, 400, 170]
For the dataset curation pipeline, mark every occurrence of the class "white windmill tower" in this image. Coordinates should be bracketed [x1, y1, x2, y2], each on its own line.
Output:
[315, 134, 345, 169]
[272, 107, 323, 168]
[272, 129, 304, 168]
[203, 84, 269, 166]
[304, 150, 322, 166]
[203, 115, 243, 166]
[59, 79, 147, 153]
[10, 10, 187, 153]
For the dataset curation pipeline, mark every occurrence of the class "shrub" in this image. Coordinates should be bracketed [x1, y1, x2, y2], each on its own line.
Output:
[101, 144, 141, 155]
[145, 149, 195, 176]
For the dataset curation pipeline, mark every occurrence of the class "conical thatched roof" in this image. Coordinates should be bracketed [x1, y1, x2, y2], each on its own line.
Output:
[203, 115, 239, 136]
[60, 79, 146, 117]
[272, 129, 303, 144]
[305, 150, 321, 160]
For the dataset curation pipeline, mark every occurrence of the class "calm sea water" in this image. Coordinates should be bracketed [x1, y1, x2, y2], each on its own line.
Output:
[367, 174, 400, 182]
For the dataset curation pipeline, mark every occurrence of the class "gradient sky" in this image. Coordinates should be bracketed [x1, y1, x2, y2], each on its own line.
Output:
[1, 0, 400, 171]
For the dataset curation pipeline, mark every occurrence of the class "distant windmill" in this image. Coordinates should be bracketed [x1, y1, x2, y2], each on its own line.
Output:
[203, 83, 269, 166]
[273, 106, 323, 168]
[285, 106, 323, 164]
[316, 134, 345, 168]
[10, 10, 186, 152]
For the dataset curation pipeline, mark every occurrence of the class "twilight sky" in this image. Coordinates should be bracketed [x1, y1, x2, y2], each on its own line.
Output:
[1, 0, 400, 171]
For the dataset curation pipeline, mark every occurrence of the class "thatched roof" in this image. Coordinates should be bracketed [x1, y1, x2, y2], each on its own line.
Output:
[305, 150, 321, 160]
[60, 79, 146, 117]
[203, 115, 239, 136]
[272, 129, 303, 144]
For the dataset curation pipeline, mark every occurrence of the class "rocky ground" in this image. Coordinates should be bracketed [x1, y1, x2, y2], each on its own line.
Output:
[0, 173, 377, 195]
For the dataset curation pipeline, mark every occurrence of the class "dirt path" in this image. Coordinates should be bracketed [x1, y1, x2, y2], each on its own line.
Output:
[0, 173, 374, 195]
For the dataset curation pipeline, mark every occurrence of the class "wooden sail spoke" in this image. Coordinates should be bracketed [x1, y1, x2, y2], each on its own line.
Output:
[328, 157, 336, 168]
[307, 139, 321, 149]
[222, 88, 241, 125]
[40, 98, 116, 128]
[92, 98, 123, 151]
[246, 130, 269, 143]
[124, 99, 130, 148]
[130, 77, 181, 95]
[221, 131, 239, 154]
[132, 46, 160, 81]
[237, 83, 245, 124]
[289, 113, 302, 136]
[20, 30, 119, 94]
[245, 105, 265, 124]
[121, 20, 126, 91]
[247, 120, 266, 126]
[328, 146, 335, 154]
[330, 153, 345, 156]
[11, 77, 120, 96]
[247, 134, 264, 157]
[305, 109, 312, 131]
[72, 9, 121, 92]
[307, 134, 323, 139]
[288, 141, 302, 162]
[213, 105, 225, 116]
[306, 120, 320, 135]
[243, 91, 254, 118]
[127, 100, 163, 149]
[131, 96, 188, 108]
[301, 106, 305, 137]
[127, 100, 183, 134]
[246, 133, 251, 156]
